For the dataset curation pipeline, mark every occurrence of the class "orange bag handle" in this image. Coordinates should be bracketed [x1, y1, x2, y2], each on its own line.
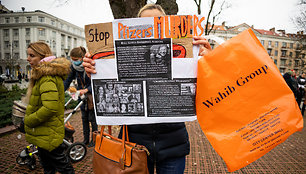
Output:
[99, 125, 128, 170]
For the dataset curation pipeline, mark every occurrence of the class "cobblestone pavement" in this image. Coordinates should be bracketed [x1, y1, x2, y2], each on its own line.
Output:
[0, 111, 305, 174]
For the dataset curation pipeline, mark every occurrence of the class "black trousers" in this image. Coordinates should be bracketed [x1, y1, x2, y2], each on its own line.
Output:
[81, 109, 98, 143]
[37, 143, 75, 174]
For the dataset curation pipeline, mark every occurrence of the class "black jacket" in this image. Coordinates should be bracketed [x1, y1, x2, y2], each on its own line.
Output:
[120, 122, 190, 163]
[64, 65, 92, 110]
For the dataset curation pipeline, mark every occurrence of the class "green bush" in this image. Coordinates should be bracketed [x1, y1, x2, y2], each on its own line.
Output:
[0, 85, 26, 128]
[65, 93, 79, 109]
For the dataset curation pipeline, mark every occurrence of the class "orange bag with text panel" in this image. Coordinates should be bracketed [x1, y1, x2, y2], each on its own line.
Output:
[196, 28, 303, 172]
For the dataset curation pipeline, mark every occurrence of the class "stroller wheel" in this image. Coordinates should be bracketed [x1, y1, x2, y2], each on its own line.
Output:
[67, 142, 87, 163]
[16, 156, 26, 165]
[16, 155, 32, 165]
[27, 156, 36, 170]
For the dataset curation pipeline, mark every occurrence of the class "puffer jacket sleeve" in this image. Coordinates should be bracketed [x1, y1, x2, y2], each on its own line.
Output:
[25, 77, 59, 128]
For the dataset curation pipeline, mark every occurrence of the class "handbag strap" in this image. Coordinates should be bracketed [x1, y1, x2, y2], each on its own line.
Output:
[100, 125, 112, 135]
[99, 125, 129, 170]
[77, 73, 86, 89]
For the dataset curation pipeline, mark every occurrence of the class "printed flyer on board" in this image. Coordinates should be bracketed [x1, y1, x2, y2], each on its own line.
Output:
[85, 15, 205, 125]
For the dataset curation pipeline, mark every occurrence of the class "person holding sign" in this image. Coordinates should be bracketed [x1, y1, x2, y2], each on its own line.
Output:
[83, 4, 212, 174]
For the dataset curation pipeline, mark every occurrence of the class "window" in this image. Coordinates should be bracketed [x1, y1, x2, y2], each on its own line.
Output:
[26, 40, 30, 47]
[13, 53, 19, 59]
[281, 50, 286, 57]
[3, 29, 9, 37]
[4, 41, 10, 49]
[295, 60, 299, 66]
[5, 53, 10, 59]
[275, 41, 279, 47]
[289, 60, 292, 66]
[280, 59, 286, 66]
[289, 52, 293, 57]
[51, 20, 55, 26]
[261, 40, 265, 46]
[267, 49, 272, 55]
[282, 42, 287, 48]
[38, 16, 45, 23]
[296, 51, 300, 58]
[27, 17, 31, 22]
[13, 29, 19, 37]
[296, 43, 300, 49]
[274, 59, 277, 65]
[13, 41, 19, 48]
[290, 43, 293, 49]
[14, 17, 19, 23]
[38, 28, 45, 36]
[5, 18, 10, 23]
[275, 50, 278, 56]
[52, 31, 56, 38]
[268, 41, 272, 46]
[61, 34, 65, 48]
[26, 28, 30, 36]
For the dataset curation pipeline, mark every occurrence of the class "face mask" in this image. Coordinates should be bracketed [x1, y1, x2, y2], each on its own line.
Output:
[73, 60, 83, 66]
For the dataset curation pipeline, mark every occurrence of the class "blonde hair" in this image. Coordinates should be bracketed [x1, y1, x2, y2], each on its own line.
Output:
[28, 41, 52, 59]
[70, 46, 86, 58]
[137, 4, 166, 17]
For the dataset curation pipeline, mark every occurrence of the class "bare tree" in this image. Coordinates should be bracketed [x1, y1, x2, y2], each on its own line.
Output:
[193, 0, 230, 35]
[193, 0, 202, 15]
[293, 0, 306, 32]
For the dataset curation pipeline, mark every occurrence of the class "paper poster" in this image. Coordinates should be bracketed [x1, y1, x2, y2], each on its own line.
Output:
[85, 15, 205, 125]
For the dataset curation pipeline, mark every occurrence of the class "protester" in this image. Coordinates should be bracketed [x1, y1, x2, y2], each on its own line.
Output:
[297, 72, 305, 108]
[283, 71, 299, 100]
[64, 46, 97, 147]
[24, 41, 74, 174]
[83, 4, 212, 174]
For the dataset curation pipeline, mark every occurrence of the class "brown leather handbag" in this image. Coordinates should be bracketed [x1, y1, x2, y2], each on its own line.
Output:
[92, 125, 150, 174]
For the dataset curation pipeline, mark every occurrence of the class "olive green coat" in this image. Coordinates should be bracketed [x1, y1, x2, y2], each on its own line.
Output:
[24, 58, 71, 151]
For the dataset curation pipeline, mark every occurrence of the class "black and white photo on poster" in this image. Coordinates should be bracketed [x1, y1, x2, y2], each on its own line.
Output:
[115, 38, 172, 81]
[146, 78, 197, 117]
[92, 79, 145, 117]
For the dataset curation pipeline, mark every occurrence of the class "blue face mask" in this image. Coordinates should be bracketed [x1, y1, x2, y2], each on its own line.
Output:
[73, 60, 83, 66]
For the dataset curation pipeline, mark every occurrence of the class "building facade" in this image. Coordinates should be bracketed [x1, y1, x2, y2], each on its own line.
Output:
[0, 7, 85, 79]
[208, 23, 305, 75]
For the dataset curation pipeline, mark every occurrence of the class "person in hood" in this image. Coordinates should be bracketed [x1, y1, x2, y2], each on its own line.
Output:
[24, 41, 74, 174]
[64, 46, 97, 147]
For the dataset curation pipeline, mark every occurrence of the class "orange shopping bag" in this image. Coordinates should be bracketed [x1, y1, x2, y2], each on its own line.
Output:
[196, 28, 303, 172]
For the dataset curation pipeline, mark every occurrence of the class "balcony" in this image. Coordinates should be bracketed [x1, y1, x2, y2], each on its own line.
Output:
[281, 46, 289, 50]
[280, 55, 288, 59]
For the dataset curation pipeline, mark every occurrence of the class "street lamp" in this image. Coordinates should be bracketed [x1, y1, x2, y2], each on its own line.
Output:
[64, 48, 69, 59]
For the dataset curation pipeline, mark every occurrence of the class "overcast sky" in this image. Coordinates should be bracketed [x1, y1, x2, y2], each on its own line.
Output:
[2, 0, 302, 33]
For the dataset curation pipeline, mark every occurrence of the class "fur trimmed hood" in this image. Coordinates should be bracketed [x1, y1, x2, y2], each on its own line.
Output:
[31, 57, 71, 80]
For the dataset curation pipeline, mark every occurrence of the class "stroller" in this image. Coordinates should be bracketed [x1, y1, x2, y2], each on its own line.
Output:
[12, 95, 87, 170]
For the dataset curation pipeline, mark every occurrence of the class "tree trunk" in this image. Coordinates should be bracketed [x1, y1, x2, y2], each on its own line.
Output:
[109, 0, 178, 19]
[156, 0, 178, 15]
[109, 0, 146, 19]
